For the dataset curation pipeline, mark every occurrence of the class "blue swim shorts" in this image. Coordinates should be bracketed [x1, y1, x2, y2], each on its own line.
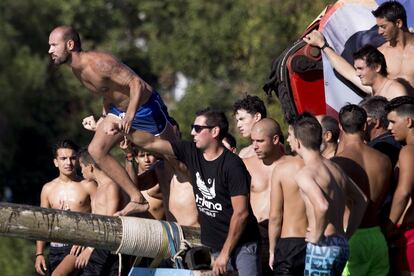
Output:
[305, 234, 349, 276]
[108, 91, 171, 136]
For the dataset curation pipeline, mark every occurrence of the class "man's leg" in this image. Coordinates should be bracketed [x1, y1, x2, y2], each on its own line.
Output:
[233, 241, 261, 276]
[88, 116, 148, 215]
[51, 254, 78, 276]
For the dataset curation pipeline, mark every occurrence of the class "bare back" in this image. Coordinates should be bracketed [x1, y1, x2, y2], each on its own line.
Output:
[73, 51, 153, 111]
[378, 35, 414, 88]
[297, 159, 348, 238]
[244, 155, 275, 223]
[42, 178, 95, 213]
[92, 175, 122, 216]
[334, 142, 391, 227]
[277, 156, 307, 237]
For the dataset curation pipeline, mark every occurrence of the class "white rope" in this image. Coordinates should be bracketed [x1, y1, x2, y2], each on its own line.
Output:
[115, 216, 169, 258]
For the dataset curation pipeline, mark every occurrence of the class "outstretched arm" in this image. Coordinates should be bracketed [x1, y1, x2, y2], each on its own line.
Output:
[303, 30, 371, 94]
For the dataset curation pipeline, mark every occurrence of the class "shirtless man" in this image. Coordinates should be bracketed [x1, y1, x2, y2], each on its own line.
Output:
[243, 118, 284, 275]
[48, 26, 176, 216]
[317, 115, 340, 159]
[291, 113, 367, 275]
[333, 104, 391, 276]
[303, 32, 407, 100]
[373, 1, 414, 88]
[268, 124, 307, 275]
[385, 96, 414, 275]
[123, 145, 165, 220]
[35, 140, 96, 276]
[77, 149, 123, 276]
[233, 95, 267, 158]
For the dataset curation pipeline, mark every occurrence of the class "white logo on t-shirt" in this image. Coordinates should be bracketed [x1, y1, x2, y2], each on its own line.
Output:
[196, 172, 216, 199]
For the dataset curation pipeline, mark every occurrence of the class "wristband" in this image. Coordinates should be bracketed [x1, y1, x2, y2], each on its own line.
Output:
[321, 41, 329, 50]
[35, 253, 43, 257]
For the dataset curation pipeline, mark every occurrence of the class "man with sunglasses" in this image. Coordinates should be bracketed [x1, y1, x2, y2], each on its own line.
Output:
[123, 107, 261, 275]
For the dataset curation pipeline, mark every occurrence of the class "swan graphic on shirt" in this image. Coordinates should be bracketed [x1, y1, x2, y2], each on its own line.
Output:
[196, 172, 216, 200]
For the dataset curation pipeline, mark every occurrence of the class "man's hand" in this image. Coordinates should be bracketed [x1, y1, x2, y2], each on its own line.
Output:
[212, 252, 229, 276]
[70, 245, 84, 256]
[305, 227, 323, 244]
[34, 255, 47, 275]
[120, 112, 134, 134]
[104, 121, 121, 135]
[75, 247, 93, 269]
[268, 252, 274, 271]
[303, 30, 326, 48]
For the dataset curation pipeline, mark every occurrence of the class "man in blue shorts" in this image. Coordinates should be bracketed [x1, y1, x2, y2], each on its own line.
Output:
[290, 113, 367, 275]
[48, 26, 176, 216]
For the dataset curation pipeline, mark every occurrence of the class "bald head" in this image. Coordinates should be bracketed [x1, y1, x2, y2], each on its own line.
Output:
[50, 26, 82, 52]
[252, 118, 284, 143]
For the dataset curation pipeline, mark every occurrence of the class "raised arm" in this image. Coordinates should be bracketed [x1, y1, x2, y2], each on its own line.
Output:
[268, 166, 284, 270]
[303, 30, 371, 94]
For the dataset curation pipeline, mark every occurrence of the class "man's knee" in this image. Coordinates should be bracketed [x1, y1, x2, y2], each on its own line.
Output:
[88, 143, 106, 163]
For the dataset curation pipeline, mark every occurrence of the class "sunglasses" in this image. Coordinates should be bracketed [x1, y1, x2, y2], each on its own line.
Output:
[191, 124, 215, 133]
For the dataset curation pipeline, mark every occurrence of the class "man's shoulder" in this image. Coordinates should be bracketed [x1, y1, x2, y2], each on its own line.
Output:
[399, 144, 414, 160]
[80, 179, 97, 194]
[42, 178, 60, 191]
[238, 145, 254, 159]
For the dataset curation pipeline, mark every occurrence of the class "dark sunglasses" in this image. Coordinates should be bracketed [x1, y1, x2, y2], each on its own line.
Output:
[191, 124, 215, 133]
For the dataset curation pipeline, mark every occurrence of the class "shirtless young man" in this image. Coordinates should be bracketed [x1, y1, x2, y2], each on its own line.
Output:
[316, 115, 340, 159]
[48, 26, 176, 216]
[233, 95, 267, 158]
[77, 149, 123, 276]
[35, 140, 96, 276]
[291, 113, 367, 275]
[333, 104, 391, 276]
[303, 31, 407, 100]
[243, 118, 284, 275]
[385, 96, 414, 275]
[268, 124, 307, 275]
[122, 145, 165, 220]
[373, 1, 414, 88]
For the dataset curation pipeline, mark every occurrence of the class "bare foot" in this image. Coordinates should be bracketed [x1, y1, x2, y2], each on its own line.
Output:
[114, 200, 149, 216]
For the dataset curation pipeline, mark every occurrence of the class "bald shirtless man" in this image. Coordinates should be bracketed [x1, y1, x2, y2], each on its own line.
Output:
[35, 140, 96, 276]
[233, 95, 267, 158]
[373, 1, 414, 88]
[268, 124, 307, 275]
[333, 104, 391, 276]
[244, 118, 284, 275]
[303, 32, 407, 100]
[291, 113, 367, 275]
[48, 26, 176, 216]
[385, 96, 414, 275]
[77, 149, 123, 276]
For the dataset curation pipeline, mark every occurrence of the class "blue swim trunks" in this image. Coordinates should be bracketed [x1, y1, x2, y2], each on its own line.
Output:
[304, 234, 349, 276]
[108, 91, 171, 136]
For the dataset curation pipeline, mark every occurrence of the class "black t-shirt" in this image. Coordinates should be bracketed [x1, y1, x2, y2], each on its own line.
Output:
[171, 140, 259, 251]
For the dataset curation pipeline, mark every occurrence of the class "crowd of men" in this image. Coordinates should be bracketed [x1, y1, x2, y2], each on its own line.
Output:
[33, 1, 414, 275]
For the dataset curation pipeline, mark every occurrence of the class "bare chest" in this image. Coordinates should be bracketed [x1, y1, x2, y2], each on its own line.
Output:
[48, 185, 90, 211]
[383, 46, 414, 85]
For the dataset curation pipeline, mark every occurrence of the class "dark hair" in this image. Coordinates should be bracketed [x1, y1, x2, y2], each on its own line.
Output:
[196, 107, 229, 140]
[353, 45, 387, 77]
[52, 139, 79, 158]
[293, 112, 322, 151]
[223, 133, 237, 148]
[233, 95, 267, 118]
[321, 116, 340, 142]
[359, 96, 389, 129]
[372, 1, 408, 29]
[61, 26, 82, 51]
[339, 104, 367, 134]
[385, 96, 414, 118]
[78, 148, 98, 168]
